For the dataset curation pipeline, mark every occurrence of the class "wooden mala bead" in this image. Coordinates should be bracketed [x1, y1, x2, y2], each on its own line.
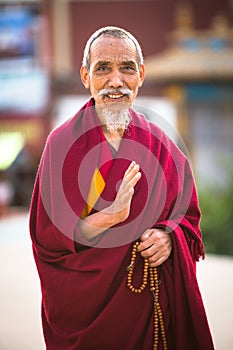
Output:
[127, 241, 168, 350]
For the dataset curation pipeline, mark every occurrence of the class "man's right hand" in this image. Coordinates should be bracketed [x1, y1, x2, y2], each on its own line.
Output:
[77, 161, 141, 241]
[109, 161, 141, 222]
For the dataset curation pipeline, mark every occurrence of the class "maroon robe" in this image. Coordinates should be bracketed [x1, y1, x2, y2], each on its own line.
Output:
[29, 98, 215, 349]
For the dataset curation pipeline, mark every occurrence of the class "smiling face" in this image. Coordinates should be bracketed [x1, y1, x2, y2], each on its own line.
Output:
[80, 35, 145, 126]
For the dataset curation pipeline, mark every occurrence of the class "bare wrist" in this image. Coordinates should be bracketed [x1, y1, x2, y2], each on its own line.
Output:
[103, 205, 122, 226]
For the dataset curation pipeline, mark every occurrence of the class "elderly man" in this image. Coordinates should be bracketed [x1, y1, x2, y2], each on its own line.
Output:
[29, 26, 214, 349]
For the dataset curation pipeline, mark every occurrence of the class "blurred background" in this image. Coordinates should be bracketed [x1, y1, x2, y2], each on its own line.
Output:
[0, 0, 232, 349]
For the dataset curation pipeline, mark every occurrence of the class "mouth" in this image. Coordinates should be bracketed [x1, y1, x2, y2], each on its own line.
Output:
[107, 93, 125, 100]
[98, 88, 132, 102]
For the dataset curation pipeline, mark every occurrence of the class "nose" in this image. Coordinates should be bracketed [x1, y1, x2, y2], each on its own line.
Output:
[108, 69, 124, 88]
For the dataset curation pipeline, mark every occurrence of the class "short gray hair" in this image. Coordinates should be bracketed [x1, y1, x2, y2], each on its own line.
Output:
[82, 26, 144, 71]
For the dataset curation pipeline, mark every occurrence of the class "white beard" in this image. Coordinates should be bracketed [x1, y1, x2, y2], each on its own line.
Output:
[97, 88, 133, 133]
[101, 107, 131, 133]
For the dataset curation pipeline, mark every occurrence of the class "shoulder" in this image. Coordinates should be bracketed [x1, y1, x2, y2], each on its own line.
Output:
[47, 98, 92, 143]
[38, 97, 97, 170]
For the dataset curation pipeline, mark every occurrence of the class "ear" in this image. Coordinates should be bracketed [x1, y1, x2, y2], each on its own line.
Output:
[80, 66, 90, 89]
[138, 64, 145, 88]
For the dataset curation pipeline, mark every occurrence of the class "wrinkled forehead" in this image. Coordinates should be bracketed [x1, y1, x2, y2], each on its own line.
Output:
[90, 35, 138, 65]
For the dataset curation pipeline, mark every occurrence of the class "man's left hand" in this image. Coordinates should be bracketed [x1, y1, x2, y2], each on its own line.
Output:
[137, 228, 173, 267]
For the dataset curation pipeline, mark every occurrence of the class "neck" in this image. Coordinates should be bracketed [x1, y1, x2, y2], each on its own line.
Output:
[101, 124, 124, 152]
[101, 124, 125, 138]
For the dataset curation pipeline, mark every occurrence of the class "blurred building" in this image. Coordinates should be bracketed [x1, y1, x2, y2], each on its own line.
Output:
[0, 0, 232, 207]
[144, 4, 233, 186]
[0, 0, 51, 207]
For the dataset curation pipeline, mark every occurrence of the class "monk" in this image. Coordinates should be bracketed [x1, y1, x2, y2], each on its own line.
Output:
[29, 26, 215, 349]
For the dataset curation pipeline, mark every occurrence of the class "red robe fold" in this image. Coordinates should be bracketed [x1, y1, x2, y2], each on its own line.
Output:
[29, 98, 214, 349]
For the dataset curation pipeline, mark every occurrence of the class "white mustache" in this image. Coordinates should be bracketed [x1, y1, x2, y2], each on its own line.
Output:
[98, 88, 133, 97]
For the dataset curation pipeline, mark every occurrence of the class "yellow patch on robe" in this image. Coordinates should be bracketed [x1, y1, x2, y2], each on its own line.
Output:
[80, 168, 105, 218]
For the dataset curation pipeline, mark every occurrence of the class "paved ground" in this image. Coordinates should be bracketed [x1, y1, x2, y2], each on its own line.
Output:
[0, 212, 233, 350]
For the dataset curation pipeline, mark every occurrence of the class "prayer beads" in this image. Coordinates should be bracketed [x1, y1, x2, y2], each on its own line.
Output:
[127, 241, 168, 350]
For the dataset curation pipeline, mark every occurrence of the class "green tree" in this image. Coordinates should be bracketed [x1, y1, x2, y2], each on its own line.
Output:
[198, 166, 233, 256]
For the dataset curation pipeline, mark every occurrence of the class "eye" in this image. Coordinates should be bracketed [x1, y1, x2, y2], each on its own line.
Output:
[98, 66, 108, 71]
[121, 65, 137, 73]
[95, 64, 110, 73]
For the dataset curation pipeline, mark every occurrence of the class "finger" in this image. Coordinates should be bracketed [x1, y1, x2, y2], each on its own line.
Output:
[139, 242, 158, 257]
[148, 255, 166, 267]
[138, 234, 155, 252]
[140, 242, 172, 263]
[118, 172, 138, 194]
[140, 229, 153, 241]
[124, 161, 136, 177]
[139, 228, 168, 247]
[129, 171, 141, 187]
[140, 241, 166, 262]
[124, 163, 140, 181]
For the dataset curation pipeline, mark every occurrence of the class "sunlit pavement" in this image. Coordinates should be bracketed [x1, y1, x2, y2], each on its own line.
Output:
[0, 212, 233, 350]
